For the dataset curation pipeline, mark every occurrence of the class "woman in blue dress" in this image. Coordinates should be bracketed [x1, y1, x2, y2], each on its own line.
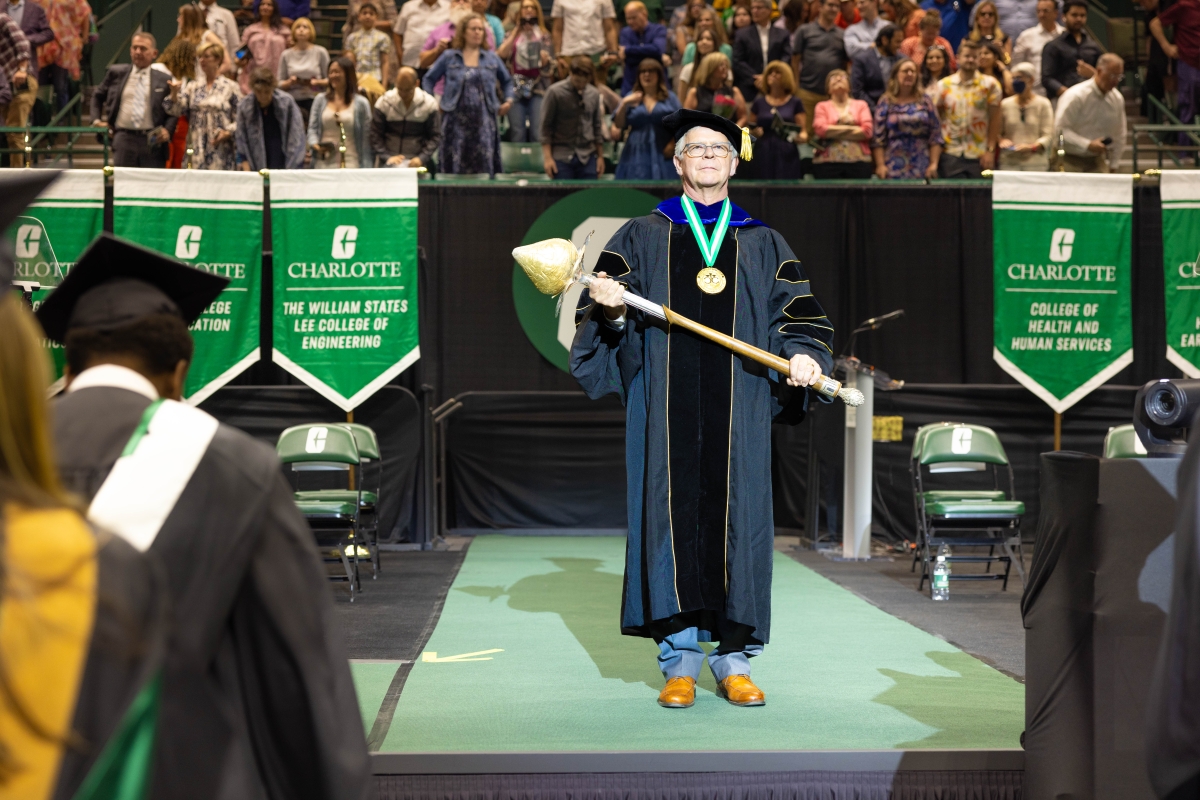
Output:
[423, 13, 514, 175]
[613, 59, 680, 180]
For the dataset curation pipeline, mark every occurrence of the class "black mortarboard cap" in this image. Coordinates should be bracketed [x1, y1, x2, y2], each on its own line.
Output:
[662, 109, 754, 160]
[35, 233, 229, 343]
[0, 169, 62, 285]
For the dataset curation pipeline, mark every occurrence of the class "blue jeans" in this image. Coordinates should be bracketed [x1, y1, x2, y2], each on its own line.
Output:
[554, 153, 597, 179]
[656, 623, 764, 681]
[507, 93, 542, 143]
[38, 65, 70, 113]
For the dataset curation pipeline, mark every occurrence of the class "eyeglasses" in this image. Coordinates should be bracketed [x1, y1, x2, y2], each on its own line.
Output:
[681, 142, 735, 158]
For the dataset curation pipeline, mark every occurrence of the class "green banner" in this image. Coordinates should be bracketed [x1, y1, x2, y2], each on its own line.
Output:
[992, 173, 1133, 413]
[113, 168, 262, 404]
[1161, 171, 1200, 377]
[6, 170, 106, 383]
[270, 169, 419, 411]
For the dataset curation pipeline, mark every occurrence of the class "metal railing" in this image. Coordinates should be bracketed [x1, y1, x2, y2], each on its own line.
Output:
[0, 126, 111, 166]
[1133, 96, 1200, 171]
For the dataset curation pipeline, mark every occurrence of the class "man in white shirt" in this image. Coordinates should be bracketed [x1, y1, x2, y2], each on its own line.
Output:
[1011, 0, 1063, 95]
[199, 0, 239, 75]
[1054, 52, 1126, 172]
[551, 0, 617, 62]
[844, 0, 888, 58]
[393, 0, 449, 69]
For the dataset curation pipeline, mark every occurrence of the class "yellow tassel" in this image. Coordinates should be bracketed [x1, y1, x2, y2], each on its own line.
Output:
[740, 127, 753, 161]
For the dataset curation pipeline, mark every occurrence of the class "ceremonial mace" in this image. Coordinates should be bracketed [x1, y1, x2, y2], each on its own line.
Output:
[513, 236, 865, 407]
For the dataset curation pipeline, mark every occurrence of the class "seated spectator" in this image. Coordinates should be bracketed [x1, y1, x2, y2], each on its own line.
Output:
[899, 8, 954, 68]
[673, 0, 710, 59]
[236, 66, 307, 168]
[998, 60, 1052, 169]
[881, 0, 925, 38]
[618, 1, 669, 93]
[742, 58, 805, 177]
[421, 0, 496, 76]
[681, 8, 730, 66]
[540, 55, 604, 176]
[371, 64, 441, 166]
[613, 58, 679, 177]
[812, 68, 873, 176]
[872, 56, 941, 177]
[278, 17, 330, 122]
[424, 13, 513, 173]
[932, 38, 1000, 176]
[238, 0, 288, 93]
[677, 26, 722, 95]
[978, 39, 1012, 94]
[344, 3, 395, 83]
[851, 22, 902, 112]
[1054, 51, 1125, 172]
[962, 1, 1010, 58]
[845, 0, 888, 57]
[732, 0, 792, 101]
[792, 0, 847, 139]
[1011, 0, 1062, 96]
[920, 40, 950, 89]
[1040, 0, 1101, 98]
[497, 0, 554, 142]
[684, 51, 749, 124]
[309, 55, 374, 167]
[165, 42, 241, 170]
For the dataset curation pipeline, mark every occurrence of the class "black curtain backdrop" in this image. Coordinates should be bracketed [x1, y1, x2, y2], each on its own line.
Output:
[199, 386, 423, 542]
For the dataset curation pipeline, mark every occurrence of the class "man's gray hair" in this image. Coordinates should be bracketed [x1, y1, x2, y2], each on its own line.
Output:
[673, 127, 740, 160]
[1097, 52, 1124, 71]
[132, 30, 157, 49]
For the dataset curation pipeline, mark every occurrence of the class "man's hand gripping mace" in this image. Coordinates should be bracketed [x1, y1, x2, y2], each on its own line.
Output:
[513, 235, 864, 407]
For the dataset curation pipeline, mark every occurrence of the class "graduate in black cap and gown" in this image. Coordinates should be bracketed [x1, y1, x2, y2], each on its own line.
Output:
[571, 109, 835, 710]
[36, 234, 371, 800]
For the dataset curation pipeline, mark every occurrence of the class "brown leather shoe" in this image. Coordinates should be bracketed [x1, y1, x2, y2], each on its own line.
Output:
[657, 676, 696, 708]
[717, 674, 765, 706]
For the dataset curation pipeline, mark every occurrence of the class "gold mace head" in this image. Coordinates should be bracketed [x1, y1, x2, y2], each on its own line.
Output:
[513, 238, 579, 296]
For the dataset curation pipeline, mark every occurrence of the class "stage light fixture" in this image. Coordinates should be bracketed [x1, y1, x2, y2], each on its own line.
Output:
[1133, 379, 1200, 456]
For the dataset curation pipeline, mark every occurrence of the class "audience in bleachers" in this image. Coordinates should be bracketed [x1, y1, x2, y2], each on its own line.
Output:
[932, 39, 1001, 176]
[872, 56, 941, 177]
[899, 8, 954, 68]
[497, 0, 553, 141]
[732, 0, 791, 101]
[309, 55, 373, 166]
[919, 41, 950, 90]
[850, 22, 901, 112]
[811, 67, 873, 177]
[680, 8, 729, 68]
[541, 54, 604, 176]
[792, 0, 846, 139]
[880, 0, 924, 39]
[1054, 51, 1125, 172]
[278, 17, 330, 123]
[165, 41, 241, 169]
[613, 57, 678, 176]
[684, 51, 748, 124]
[618, 0, 669, 93]
[238, 0, 288, 93]
[237, 65, 307, 167]
[742, 58, 804, 177]
[1011, 0, 1061, 96]
[394, 0, 449, 70]
[843, 0, 887, 58]
[978, 39, 1012, 94]
[372, 64, 441, 165]
[997, 60, 1052, 169]
[1039, 0, 1099, 99]
[962, 1, 1010, 59]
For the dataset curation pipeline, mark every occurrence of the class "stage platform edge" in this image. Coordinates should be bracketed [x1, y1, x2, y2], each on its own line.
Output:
[371, 748, 1024, 773]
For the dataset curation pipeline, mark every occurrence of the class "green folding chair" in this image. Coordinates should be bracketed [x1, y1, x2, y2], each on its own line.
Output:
[277, 424, 364, 601]
[1104, 423, 1147, 458]
[294, 423, 382, 578]
[911, 423, 1025, 594]
[500, 141, 545, 174]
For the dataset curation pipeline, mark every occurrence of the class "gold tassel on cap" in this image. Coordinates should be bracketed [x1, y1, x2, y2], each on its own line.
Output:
[740, 127, 753, 161]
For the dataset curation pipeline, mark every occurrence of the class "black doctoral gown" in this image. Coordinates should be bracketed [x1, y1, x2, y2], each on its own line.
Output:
[570, 197, 834, 644]
[53, 383, 371, 800]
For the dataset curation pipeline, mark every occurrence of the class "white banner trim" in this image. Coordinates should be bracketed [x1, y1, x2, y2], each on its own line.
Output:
[267, 168, 417, 202]
[185, 348, 262, 406]
[1159, 170, 1200, 202]
[113, 167, 263, 204]
[271, 346, 420, 411]
[1167, 345, 1200, 379]
[992, 171, 1133, 206]
[993, 346, 1134, 414]
[33, 169, 105, 202]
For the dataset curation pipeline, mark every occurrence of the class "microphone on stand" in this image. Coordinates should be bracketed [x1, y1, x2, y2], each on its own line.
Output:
[842, 309, 905, 359]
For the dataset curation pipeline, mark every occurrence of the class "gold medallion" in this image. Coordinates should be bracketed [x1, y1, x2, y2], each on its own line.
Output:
[696, 267, 726, 294]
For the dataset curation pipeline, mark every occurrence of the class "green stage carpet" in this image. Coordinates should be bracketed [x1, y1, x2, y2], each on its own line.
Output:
[350, 535, 1024, 752]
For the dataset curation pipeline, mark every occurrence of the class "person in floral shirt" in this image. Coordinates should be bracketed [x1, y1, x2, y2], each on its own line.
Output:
[872, 56, 942, 178]
[932, 38, 1000, 177]
[37, 0, 92, 111]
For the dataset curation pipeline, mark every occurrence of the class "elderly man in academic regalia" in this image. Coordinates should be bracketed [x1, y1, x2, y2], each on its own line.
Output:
[36, 235, 371, 800]
[572, 109, 835, 709]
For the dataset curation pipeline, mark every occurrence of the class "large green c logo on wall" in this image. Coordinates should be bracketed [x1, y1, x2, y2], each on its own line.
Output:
[512, 187, 661, 372]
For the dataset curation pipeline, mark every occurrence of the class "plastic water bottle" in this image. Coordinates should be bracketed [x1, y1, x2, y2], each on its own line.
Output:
[932, 545, 951, 601]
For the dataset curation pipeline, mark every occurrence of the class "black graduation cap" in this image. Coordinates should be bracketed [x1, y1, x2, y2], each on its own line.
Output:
[35, 233, 229, 344]
[0, 169, 63, 285]
[662, 109, 754, 161]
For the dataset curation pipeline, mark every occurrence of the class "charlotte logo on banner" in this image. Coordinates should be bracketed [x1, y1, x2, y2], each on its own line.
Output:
[1160, 172, 1200, 376]
[270, 169, 419, 411]
[992, 172, 1133, 413]
[4, 170, 105, 381]
[113, 168, 263, 405]
[511, 187, 660, 372]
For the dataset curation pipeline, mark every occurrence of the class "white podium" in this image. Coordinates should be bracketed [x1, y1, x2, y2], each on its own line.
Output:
[841, 362, 875, 560]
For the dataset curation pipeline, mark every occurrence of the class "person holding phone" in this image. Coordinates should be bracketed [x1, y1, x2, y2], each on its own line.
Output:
[496, 0, 554, 141]
[238, 0, 288, 93]
[1053, 51, 1125, 172]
